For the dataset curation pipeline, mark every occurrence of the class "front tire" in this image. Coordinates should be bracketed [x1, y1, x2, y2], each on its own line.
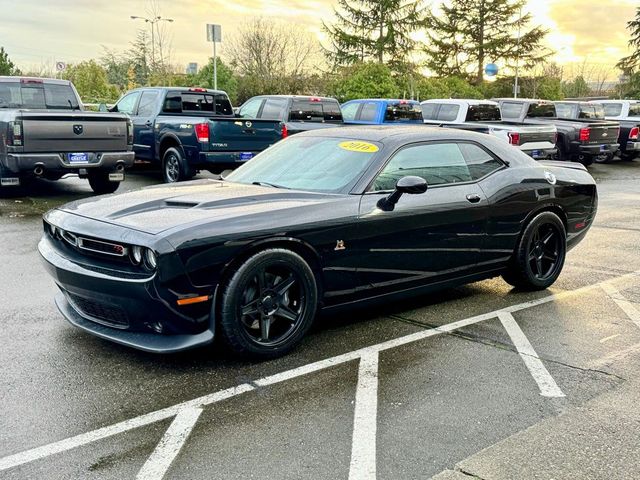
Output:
[219, 249, 318, 359]
[88, 172, 119, 194]
[162, 147, 194, 183]
[502, 212, 567, 291]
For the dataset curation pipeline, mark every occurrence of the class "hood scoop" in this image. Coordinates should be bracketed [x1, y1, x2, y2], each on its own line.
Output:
[164, 200, 199, 208]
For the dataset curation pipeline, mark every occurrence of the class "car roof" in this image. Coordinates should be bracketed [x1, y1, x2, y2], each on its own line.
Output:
[132, 86, 228, 95]
[344, 98, 419, 103]
[0, 76, 71, 86]
[493, 98, 552, 103]
[421, 99, 498, 106]
[294, 125, 488, 143]
[252, 95, 338, 101]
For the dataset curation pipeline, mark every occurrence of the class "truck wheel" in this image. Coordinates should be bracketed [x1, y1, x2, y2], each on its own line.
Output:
[594, 153, 612, 164]
[502, 211, 566, 291]
[88, 172, 120, 195]
[162, 147, 194, 183]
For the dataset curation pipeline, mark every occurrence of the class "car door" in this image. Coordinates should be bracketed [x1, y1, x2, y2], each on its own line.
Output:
[354, 141, 504, 297]
[131, 89, 160, 161]
[113, 90, 142, 154]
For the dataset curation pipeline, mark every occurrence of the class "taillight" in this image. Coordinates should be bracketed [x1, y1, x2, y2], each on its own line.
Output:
[189, 88, 207, 92]
[630, 126, 639, 140]
[553, 132, 558, 144]
[126, 119, 133, 145]
[7, 121, 23, 146]
[282, 124, 288, 139]
[195, 123, 209, 143]
[309, 97, 321, 102]
[579, 128, 590, 142]
[508, 132, 520, 146]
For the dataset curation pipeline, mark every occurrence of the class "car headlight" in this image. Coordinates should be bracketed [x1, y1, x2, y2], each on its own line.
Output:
[131, 245, 143, 264]
[144, 248, 157, 270]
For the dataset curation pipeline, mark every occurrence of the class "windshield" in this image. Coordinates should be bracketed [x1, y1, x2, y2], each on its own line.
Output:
[0, 81, 80, 109]
[225, 136, 380, 193]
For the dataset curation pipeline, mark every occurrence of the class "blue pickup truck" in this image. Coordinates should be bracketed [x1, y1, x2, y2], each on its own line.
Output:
[340, 99, 424, 125]
[108, 87, 286, 182]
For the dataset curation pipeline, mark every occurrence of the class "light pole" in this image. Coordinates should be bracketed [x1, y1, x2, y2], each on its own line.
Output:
[514, 7, 522, 99]
[130, 15, 174, 70]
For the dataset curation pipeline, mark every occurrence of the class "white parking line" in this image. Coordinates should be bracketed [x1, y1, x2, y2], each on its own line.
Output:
[601, 283, 640, 329]
[349, 352, 379, 480]
[498, 312, 565, 398]
[0, 270, 638, 473]
[136, 407, 203, 480]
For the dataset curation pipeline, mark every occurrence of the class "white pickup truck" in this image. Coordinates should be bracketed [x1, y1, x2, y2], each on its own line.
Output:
[589, 100, 640, 160]
[421, 99, 558, 160]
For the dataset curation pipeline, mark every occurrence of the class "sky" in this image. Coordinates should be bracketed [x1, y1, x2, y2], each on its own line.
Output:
[0, 0, 636, 79]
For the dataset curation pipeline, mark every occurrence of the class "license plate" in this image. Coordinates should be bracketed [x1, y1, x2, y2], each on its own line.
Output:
[68, 152, 89, 164]
[600, 145, 607, 152]
[239, 152, 254, 161]
[0, 177, 20, 186]
[108, 173, 124, 182]
[531, 150, 542, 158]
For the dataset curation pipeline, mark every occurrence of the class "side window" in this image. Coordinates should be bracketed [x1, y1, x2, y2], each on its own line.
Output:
[602, 103, 622, 117]
[458, 143, 503, 180]
[238, 98, 264, 118]
[436, 104, 459, 122]
[116, 91, 141, 115]
[341, 102, 360, 121]
[554, 103, 573, 119]
[629, 104, 640, 117]
[500, 102, 524, 120]
[358, 102, 379, 122]
[136, 91, 158, 117]
[421, 103, 439, 120]
[260, 98, 287, 120]
[371, 143, 472, 191]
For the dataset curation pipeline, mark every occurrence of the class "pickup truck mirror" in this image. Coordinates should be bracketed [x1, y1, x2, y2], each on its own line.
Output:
[98, 103, 108, 112]
[377, 176, 428, 211]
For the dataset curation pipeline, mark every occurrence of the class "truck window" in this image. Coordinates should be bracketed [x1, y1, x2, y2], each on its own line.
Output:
[260, 98, 287, 120]
[527, 103, 556, 118]
[601, 103, 623, 117]
[385, 102, 423, 122]
[289, 100, 324, 122]
[322, 101, 343, 122]
[358, 102, 379, 122]
[629, 104, 640, 117]
[162, 92, 233, 115]
[421, 103, 438, 120]
[116, 91, 141, 115]
[500, 102, 524, 119]
[578, 104, 604, 119]
[0, 81, 80, 110]
[137, 91, 159, 117]
[436, 104, 459, 122]
[554, 103, 574, 119]
[238, 98, 264, 118]
[341, 102, 360, 121]
[466, 104, 501, 121]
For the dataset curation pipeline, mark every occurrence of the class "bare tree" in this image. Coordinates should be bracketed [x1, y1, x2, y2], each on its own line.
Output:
[145, 0, 174, 74]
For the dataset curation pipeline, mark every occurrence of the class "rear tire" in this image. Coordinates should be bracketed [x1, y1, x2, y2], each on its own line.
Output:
[219, 248, 318, 359]
[88, 172, 119, 194]
[162, 147, 194, 184]
[502, 211, 567, 291]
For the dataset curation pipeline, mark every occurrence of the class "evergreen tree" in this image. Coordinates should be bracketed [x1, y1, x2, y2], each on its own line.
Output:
[0, 47, 20, 76]
[323, 0, 426, 71]
[617, 7, 640, 73]
[424, 0, 550, 84]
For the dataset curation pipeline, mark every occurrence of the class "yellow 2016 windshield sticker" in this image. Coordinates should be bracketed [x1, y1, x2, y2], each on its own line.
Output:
[338, 141, 379, 153]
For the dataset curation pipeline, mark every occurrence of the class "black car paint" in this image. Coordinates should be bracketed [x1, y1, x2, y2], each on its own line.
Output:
[39, 126, 597, 353]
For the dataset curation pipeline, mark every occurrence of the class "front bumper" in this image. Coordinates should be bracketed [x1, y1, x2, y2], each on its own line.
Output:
[3, 151, 135, 174]
[39, 235, 215, 353]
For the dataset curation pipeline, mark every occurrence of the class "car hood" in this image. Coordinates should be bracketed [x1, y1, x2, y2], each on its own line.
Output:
[58, 179, 346, 234]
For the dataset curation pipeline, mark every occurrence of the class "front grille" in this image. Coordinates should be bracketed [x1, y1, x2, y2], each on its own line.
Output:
[78, 237, 128, 257]
[67, 292, 130, 329]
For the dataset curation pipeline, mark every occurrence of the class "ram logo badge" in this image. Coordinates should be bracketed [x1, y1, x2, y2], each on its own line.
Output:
[73, 125, 83, 135]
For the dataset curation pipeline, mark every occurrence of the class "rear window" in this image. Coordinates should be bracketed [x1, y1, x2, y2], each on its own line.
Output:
[466, 104, 501, 121]
[500, 102, 524, 120]
[162, 91, 233, 115]
[578, 104, 604, 119]
[601, 103, 623, 117]
[384, 102, 423, 122]
[527, 103, 556, 118]
[0, 81, 80, 109]
[289, 99, 342, 122]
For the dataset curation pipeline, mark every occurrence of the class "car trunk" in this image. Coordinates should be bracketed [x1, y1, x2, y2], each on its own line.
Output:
[20, 112, 130, 152]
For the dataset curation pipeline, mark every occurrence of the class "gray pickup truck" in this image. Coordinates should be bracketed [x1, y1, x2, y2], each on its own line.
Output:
[0, 77, 134, 195]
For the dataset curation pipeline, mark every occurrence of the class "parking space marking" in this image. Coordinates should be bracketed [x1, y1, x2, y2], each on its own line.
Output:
[498, 312, 565, 398]
[1, 270, 638, 473]
[136, 407, 203, 480]
[349, 352, 379, 480]
[601, 283, 640, 329]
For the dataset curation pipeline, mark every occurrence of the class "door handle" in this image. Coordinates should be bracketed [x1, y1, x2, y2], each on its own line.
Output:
[466, 193, 482, 203]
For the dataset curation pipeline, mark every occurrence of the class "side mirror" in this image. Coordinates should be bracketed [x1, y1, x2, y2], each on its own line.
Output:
[98, 103, 108, 112]
[377, 175, 428, 211]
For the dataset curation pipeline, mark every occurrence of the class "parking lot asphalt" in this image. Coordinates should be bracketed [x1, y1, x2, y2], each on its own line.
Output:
[1, 161, 640, 480]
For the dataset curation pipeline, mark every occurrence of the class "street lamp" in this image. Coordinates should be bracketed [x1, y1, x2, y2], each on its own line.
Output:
[130, 15, 174, 69]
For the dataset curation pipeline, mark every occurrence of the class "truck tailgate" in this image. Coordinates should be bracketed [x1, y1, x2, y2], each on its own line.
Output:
[585, 123, 620, 145]
[209, 118, 284, 152]
[21, 112, 130, 152]
[496, 122, 556, 145]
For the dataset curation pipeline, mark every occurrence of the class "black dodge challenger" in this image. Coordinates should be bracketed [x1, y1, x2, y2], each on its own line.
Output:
[39, 126, 597, 358]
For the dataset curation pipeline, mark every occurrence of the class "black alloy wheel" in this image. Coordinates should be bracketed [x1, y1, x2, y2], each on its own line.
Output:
[162, 147, 194, 184]
[219, 249, 318, 358]
[503, 211, 567, 290]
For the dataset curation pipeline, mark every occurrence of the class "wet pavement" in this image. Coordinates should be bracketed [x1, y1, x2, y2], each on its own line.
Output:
[1, 160, 640, 479]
